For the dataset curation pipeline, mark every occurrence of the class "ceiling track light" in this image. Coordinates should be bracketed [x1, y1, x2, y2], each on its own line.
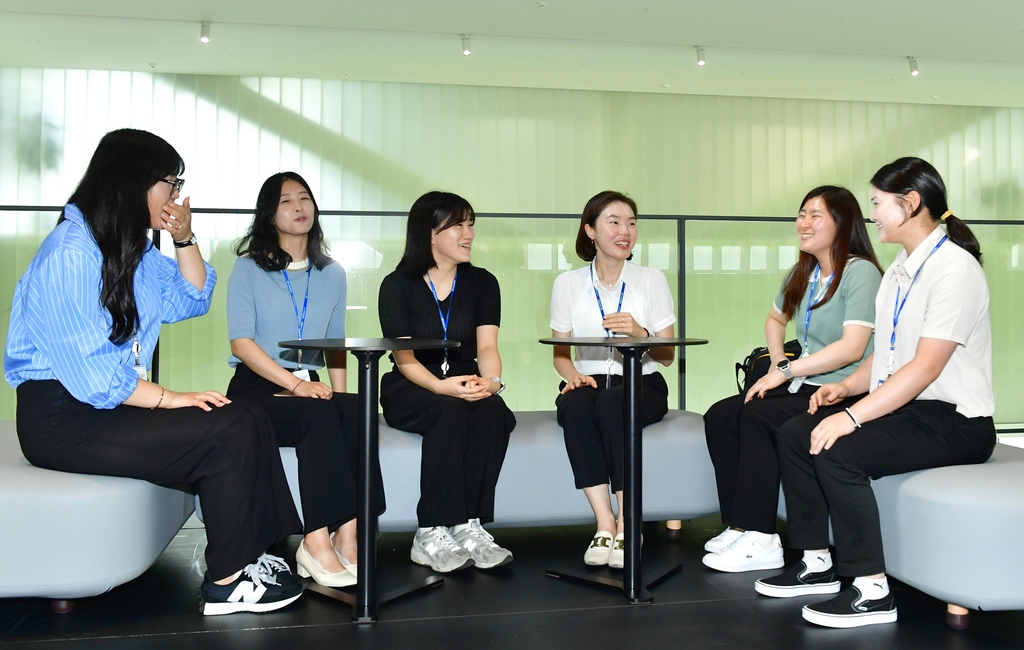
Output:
[696, 46, 706, 66]
[200, 21, 210, 44]
[462, 34, 471, 56]
[908, 56, 919, 76]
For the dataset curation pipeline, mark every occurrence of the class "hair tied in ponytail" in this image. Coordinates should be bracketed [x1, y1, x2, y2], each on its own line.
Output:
[940, 210, 952, 222]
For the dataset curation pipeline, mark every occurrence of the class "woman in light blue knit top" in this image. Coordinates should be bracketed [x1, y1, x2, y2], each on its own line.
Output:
[226, 171, 383, 588]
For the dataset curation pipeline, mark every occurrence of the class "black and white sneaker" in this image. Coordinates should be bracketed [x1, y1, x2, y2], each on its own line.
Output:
[754, 560, 841, 598]
[802, 584, 897, 628]
[200, 554, 305, 616]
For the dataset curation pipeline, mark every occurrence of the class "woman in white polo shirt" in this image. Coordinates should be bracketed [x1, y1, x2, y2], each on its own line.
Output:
[758, 157, 996, 630]
[549, 191, 676, 569]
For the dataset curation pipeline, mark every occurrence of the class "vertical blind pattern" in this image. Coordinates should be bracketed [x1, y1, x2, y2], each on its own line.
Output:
[2, 68, 1023, 421]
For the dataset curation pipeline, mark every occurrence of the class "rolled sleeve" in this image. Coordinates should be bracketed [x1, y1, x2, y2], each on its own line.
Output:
[548, 272, 573, 332]
[26, 251, 139, 408]
[154, 249, 216, 324]
[647, 269, 676, 332]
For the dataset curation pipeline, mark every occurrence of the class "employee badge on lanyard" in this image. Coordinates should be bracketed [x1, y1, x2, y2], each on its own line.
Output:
[283, 265, 313, 382]
[131, 330, 147, 380]
[591, 264, 626, 389]
[428, 271, 458, 378]
[790, 265, 832, 393]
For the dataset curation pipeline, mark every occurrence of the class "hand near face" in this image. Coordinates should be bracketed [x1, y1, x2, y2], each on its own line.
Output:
[161, 196, 193, 242]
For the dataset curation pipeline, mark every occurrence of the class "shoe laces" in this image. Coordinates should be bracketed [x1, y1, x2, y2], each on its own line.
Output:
[246, 553, 290, 587]
[466, 520, 497, 546]
[426, 527, 463, 553]
[719, 530, 753, 553]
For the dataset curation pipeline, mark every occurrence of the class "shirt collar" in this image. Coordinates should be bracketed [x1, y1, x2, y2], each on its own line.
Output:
[590, 260, 631, 290]
[894, 226, 945, 281]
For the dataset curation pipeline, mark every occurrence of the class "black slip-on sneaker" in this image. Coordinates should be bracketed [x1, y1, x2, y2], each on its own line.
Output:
[802, 584, 897, 628]
[200, 554, 305, 616]
[754, 559, 841, 598]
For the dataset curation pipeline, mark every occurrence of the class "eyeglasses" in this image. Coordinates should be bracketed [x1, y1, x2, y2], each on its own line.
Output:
[159, 178, 185, 193]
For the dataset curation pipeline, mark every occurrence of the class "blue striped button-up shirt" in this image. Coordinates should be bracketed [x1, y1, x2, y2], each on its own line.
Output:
[4, 204, 216, 408]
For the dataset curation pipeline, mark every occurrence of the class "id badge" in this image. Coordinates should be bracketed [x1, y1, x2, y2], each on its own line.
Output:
[788, 376, 806, 393]
[292, 368, 311, 382]
[133, 365, 148, 380]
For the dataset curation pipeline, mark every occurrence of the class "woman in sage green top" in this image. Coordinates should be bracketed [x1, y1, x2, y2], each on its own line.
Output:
[701, 185, 882, 574]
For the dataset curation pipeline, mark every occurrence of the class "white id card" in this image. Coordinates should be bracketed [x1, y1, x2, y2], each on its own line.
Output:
[292, 368, 311, 382]
[787, 349, 809, 393]
[133, 365, 148, 380]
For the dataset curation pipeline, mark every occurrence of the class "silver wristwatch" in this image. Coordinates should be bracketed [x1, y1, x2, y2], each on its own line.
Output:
[490, 377, 505, 395]
[776, 359, 794, 380]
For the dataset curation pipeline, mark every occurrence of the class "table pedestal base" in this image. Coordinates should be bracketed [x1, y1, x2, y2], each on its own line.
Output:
[305, 576, 445, 622]
[545, 560, 682, 604]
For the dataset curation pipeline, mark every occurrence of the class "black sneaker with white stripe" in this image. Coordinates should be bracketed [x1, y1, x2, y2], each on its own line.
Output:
[754, 559, 840, 598]
[801, 584, 898, 628]
[200, 554, 305, 616]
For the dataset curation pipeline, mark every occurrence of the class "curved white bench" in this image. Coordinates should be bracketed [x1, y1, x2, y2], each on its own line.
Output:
[0, 422, 194, 606]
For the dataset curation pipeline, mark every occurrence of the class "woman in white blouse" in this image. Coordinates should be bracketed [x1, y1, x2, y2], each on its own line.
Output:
[549, 191, 676, 569]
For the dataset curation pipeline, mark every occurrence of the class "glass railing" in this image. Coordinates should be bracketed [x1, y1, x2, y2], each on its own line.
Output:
[3, 208, 1023, 425]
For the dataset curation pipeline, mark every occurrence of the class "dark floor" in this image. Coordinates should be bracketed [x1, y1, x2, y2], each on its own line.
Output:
[2, 516, 1022, 649]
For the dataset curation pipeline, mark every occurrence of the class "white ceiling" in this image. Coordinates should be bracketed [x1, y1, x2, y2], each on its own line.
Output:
[2, 0, 1024, 107]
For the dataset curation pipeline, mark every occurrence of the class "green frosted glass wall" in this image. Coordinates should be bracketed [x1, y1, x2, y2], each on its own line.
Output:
[3, 67, 1024, 422]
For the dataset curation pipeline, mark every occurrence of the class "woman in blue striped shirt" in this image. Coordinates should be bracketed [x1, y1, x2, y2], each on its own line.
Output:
[4, 129, 304, 616]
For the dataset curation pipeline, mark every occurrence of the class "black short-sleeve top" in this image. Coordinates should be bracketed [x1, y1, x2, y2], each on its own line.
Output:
[378, 263, 501, 378]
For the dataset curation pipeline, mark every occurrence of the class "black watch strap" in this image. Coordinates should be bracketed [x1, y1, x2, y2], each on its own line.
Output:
[173, 234, 197, 248]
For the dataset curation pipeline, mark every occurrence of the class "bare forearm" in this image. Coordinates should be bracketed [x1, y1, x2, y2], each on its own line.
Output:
[393, 350, 444, 393]
[553, 348, 580, 381]
[765, 314, 788, 364]
[647, 325, 675, 366]
[123, 378, 167, 408]
[231, 338, 304, 391]
[326, 351, 347, 392]
[789, 327, 872, 378]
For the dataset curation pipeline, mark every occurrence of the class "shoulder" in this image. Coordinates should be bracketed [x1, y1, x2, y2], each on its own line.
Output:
[380, 269, 411, 292]
[554, 265, 589, 288]
[462, 264, 499, 289]
[935, 241, 987, 286]
[841, 258, 883, 284]
[229, 256, 261, 279]
[630, 263, 668, 285]
[316, 258, 345, 278]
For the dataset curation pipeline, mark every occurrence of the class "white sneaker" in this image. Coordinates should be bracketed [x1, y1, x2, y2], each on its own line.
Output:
[410, 526, 474, 573]
[607, 532, 643, 569]
[702, 531, 784, 573]
[583, 531, 614, 566]
[704, 527, 744, 553]
[450, 519, 513, 569]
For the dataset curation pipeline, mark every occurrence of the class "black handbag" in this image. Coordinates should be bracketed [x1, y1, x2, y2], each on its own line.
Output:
[735, 340, 802, 393]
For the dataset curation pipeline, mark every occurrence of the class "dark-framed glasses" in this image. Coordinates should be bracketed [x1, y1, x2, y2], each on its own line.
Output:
[160, 178, 185, 193]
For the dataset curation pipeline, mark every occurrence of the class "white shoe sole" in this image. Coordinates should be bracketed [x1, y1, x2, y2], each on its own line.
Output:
[200, 591, 302, 616]
[296, 542, 357, 587]
[473, 553, 514, 570]
[802, 605, 898, 628]
[584, 554, 610, 566]
[410, 549, 474, 573]
[702, 551, 784, 573]
[755, 579, 841, 598]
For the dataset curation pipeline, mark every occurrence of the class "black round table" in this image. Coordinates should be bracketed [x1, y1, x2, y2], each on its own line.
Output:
[538, 336, 709, 604]
[278, 338, 458, 623]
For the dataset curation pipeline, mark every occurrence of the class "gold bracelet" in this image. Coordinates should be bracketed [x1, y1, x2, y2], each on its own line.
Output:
[153, 387, 166, 410]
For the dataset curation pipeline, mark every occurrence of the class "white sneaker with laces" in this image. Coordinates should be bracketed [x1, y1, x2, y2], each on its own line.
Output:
[410, 526, 475, 573]
[451, 519, 513, 569]
[702, 531, 784, 573]
[704, 527, 744, 553]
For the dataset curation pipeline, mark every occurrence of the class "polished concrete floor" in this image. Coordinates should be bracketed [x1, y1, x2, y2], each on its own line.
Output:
[2, 516, 1022, 649]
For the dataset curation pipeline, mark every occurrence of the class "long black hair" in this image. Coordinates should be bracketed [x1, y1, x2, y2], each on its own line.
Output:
[395, 191, 475, 277]
[780, 186, 883, 320]
[234, 172, 331, 272]
[61, 128, 183, 345]
[871, 157, 982, 264]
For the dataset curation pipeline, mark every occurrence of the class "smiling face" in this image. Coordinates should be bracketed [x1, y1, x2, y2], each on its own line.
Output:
[869, 186, 912, 244]
[431, 214, 475, 266]
[147, 176, 180, 230]
[795, 195, 837, 260]
[274, 179, 315, 239]
[584, 201, 637, 261]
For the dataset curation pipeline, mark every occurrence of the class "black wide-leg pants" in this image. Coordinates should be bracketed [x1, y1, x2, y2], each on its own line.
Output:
[556, 372, 669, 492]
[777, 398, 995, 577]
[380, 373, 516, 528]
[15, 380, 302, 581]
[703, 384, 816, 534]
[227, 364, 384, 535]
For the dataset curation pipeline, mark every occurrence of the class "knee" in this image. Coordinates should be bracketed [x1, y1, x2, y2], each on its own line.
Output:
[209, 405, 269, 456]
[595, 391, 621, 422]
[776, 415, 813, 456]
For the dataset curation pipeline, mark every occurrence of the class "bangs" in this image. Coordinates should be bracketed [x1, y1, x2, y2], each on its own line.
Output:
[436, 206, 475, 232]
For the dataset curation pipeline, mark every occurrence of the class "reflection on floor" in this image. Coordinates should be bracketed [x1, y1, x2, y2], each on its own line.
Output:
[2, 516, 1022, 649]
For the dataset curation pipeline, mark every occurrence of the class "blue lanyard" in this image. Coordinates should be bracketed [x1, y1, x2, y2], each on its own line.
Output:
[590, 264, 626, 336]
[888, 235, 947, 371]
[427, 270, 458, 377]
[802, 265, 833, 353]
[283, 265, 312, 367]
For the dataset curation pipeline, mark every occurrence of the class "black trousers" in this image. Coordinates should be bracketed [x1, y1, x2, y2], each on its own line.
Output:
[703, 384, 816, 533]
[227, 364, 385, 535]
[777, 399, 995, 576]
[15, 380, 302, 581]
[380, 372, 516, 528]
[556, 372, 669, 492]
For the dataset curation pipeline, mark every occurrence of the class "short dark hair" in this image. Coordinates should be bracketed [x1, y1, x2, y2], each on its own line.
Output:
[234, 172, 331, 272]
[574, 191, 638, 262]
[61, 128, 184, 344]
[870, 157, 982, 264]
[395, 191, 476, 277]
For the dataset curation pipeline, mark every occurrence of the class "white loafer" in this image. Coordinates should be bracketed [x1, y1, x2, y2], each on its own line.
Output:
[296, 540, 356, 587]
[583, 531, 614, 566]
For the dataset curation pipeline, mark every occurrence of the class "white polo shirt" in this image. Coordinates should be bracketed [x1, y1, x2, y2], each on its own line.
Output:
[549, 261, 676, 376]
[869, 226, 994, 418]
